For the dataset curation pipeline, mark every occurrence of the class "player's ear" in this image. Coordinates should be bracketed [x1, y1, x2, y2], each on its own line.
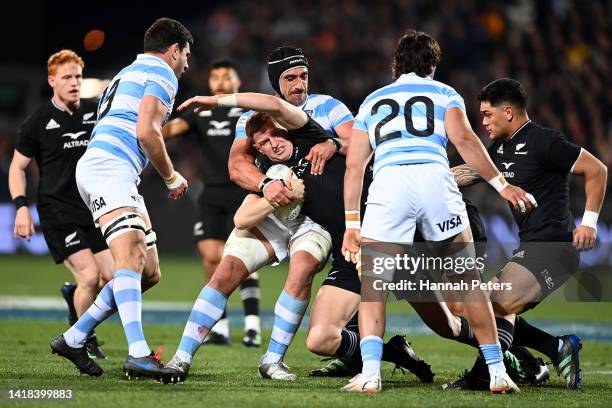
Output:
[170, 43, 179, 60]
[48, 75, 55, 88]
[505, 105, 513, 121]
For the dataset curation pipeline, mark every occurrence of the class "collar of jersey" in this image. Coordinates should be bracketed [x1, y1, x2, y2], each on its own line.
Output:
[506, 120, 532, 142]
[397, 72, 433, 82]
[136, 53, 172, 70]
[50, 98, 79, 113]
[298, 95, 310, 111]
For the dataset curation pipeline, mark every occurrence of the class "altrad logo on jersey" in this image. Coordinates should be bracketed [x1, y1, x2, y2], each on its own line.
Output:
[91, 196, 107, 212]
[436, 215, 463, 233]
[501, 162, 515, 178]
[207, 121, 232, 136]
[61, 130, 89, 149]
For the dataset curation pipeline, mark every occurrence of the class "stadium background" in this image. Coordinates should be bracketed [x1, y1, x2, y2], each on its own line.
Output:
[0, 1, 611, 406]
[0, 0, 610, 255]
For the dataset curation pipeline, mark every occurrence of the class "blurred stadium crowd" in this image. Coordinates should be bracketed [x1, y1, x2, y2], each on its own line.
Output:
[0, 0, 609, 250]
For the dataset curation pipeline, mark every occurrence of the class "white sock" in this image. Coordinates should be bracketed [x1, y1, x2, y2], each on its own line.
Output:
[487, 360, 507, 379]
[244, 315, 260, 333]
[211, 318, 230, 338]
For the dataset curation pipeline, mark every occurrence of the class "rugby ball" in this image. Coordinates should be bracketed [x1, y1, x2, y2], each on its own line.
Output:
[265, 164, 302, 221]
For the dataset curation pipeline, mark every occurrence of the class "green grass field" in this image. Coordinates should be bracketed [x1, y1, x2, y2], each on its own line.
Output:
[1, 255, 611, 407]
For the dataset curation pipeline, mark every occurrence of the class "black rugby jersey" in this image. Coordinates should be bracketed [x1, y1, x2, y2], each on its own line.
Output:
[15, 99, 98, 226]
[183, 106, 245, 185]
[487, 121, 581, 242]
[260, 117, 370, 272]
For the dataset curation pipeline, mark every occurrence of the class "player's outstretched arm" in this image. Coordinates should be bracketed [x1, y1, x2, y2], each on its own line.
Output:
[161, 118, 190, 140]
[445, 108, 536, 213]
[178, 93, 308, 130]
[8, 150, 35, 240]
[570, 148, 607, 250]
[228, 138, 293, 206]
[342, 128, 373, 264]
[137, 95, 188, 199]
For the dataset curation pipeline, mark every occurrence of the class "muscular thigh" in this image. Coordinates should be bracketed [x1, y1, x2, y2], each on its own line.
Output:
[309, 285, 360, 331]
[491, 261, 542, 314]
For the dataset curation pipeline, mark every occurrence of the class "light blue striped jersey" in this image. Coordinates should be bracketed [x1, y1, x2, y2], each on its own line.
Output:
[353, 73, 465, 176]
[235, 93, 353, 139]
[88, 54, 178, 174]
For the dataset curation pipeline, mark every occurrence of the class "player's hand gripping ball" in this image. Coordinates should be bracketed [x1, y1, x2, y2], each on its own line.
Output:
[266, 164, 303, 221]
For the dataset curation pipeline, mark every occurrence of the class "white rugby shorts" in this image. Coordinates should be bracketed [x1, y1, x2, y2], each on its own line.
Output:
[361, 163, 469, 243]
[76, 147, 148, 223]
[251, 213, 331, 263]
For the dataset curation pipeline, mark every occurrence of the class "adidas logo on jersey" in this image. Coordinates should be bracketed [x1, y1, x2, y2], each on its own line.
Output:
[513, 250, 525, 259]
[65, 231, 80, 247]
[497, 145, 504, 154]
[46, 119, 60, 130]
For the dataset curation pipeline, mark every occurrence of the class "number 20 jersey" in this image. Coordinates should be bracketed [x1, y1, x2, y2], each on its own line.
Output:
[88, 54, 178, 175]
[353, 73, 465, 177]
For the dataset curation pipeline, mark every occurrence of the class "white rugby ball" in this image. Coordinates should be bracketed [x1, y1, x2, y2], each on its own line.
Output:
[266, 164, 302, 221]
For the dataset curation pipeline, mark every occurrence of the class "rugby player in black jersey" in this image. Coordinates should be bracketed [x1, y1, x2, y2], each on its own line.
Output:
[187, 92, 546, 387]
[8, 50, 114, 360]
[163, 61, 261, 347]
[446, 78, 607, 390]
[156, 91, 432, 384]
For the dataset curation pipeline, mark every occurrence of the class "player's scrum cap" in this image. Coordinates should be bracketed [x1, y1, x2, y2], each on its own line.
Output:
[267, 46, 309, 99]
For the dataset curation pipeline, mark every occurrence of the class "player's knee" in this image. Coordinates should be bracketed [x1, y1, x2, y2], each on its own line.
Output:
[306, 325, 338, 355]
[493, 299, 520, 316]
[285, 267, 315, 294]
[118, 243, 147, 272]
[74, 268, 100, 292]
[209, 256, 246, 295]
[143, 263, 161, 289]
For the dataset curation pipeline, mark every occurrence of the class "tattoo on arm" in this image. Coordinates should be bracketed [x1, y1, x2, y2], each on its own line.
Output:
[452, 164, 484, 187]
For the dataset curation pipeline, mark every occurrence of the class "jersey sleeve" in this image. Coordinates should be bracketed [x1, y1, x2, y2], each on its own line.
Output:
[144, 69, 178, 111]
[540, 131, 582, 172]
[325, 97, 354, 129]
[181, 109, 198, 127]
[352, 103, 369, 133]
[235, 110, 254, 140]
[15, 114, 39, 158]
[445, 86, 466, 111]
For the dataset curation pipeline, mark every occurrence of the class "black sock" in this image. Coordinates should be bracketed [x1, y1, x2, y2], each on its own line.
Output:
[496, 317, 514, 352]
[345, 312, 359, 335]
[240, 277, 260, 317]
[334, 329, 360, 359]
[62, 283, 78, 326]
[513, 316, 559, 360]
[455, 316, 479, 348]
[470, 355, 490, 381]
[466, 318, 513, 382]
